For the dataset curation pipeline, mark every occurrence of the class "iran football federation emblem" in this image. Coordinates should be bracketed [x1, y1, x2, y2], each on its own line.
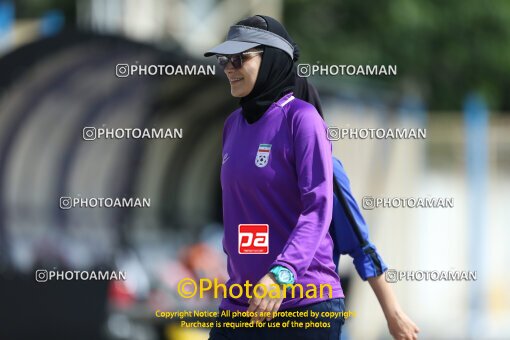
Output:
[255, 144, 272, 168]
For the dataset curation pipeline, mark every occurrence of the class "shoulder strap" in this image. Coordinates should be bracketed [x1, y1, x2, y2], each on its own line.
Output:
[332, 174, 368, 248]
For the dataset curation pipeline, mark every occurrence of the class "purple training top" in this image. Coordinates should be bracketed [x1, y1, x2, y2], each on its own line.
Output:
[220, 92, 343, 311]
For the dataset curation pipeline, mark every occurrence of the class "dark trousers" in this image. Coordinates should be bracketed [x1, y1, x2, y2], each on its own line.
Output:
[209, 298, 345, 340]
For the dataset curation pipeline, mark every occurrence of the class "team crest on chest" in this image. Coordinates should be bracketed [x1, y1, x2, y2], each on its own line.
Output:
[255, 144, 271, 168]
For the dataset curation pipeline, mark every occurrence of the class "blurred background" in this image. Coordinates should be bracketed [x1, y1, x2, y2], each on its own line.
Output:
[0, 0, 509, 339]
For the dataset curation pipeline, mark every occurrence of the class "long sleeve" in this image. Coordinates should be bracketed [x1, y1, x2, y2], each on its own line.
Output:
[330, 157, 388, 280]
[271, 104, 333, 280]
[220, 93, 343, 311]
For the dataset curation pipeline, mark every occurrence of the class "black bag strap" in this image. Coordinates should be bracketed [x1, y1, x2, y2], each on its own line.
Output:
[332, 174, 368, 248]
[332, 172, 383, 274]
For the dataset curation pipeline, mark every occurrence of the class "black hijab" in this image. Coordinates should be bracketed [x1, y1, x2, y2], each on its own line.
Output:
[239, 15, 297, 124]
[293, 76, 324, 118]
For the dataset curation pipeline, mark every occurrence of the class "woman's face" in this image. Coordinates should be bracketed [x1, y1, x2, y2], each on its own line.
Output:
[223, 49, 262, 98]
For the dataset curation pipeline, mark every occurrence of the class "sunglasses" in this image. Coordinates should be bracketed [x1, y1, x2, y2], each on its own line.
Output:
[216, 51, 263, 69]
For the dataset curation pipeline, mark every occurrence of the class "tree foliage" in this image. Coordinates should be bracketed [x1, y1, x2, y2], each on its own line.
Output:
[284, 0, 510, 111]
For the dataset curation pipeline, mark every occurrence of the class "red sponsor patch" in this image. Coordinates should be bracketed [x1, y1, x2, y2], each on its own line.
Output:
[238, 224, 269, 254]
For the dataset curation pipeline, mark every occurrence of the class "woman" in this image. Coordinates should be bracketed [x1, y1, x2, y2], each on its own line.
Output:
[204, 15, 345, 339]
[295, 76, 419, 340]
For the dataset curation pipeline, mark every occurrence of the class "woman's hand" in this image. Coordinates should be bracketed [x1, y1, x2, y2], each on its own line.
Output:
[387, 308, 420, 340]
[367, 275, 419, 339]
[247, 273, 284, 323]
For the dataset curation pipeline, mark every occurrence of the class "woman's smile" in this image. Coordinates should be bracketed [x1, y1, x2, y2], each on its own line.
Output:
[228, 76, 244, 84]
